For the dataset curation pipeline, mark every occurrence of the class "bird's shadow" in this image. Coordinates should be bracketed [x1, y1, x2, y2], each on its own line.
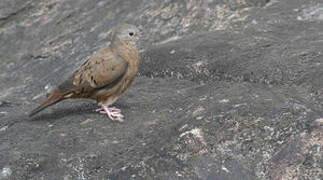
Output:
[28, 102, 130, 122]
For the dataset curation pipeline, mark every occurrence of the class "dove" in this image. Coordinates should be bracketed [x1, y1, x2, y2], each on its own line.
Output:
[29, 24, 141, 121]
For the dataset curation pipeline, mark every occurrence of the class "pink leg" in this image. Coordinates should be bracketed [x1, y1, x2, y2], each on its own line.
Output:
[96, 106, 124, 121]
[96, 107, 121, 113]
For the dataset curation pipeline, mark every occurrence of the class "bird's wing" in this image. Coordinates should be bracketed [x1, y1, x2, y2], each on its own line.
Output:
[56, 48, 128, 97]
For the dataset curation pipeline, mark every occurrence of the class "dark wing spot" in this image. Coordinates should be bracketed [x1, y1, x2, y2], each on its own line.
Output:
[93, 79, 98, 86]
[79, 74, 83, 84]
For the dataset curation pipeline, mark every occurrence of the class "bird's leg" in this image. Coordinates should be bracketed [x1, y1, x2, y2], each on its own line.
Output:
[95, 106, 121, 113]
[106, 107, 121, 112]
[96, 106, 124, 121]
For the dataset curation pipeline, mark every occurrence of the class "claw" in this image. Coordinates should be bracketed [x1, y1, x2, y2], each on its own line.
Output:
[96, 106, 124, 122]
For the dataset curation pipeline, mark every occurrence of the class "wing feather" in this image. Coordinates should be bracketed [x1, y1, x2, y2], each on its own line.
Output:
[56, 48, 128, 97]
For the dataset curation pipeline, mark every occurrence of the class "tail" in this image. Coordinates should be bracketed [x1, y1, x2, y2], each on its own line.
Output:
[29, 92, 66, 117]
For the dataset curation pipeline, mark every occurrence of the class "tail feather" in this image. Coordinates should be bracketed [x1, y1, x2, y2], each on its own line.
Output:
[29, 92, 65, 117]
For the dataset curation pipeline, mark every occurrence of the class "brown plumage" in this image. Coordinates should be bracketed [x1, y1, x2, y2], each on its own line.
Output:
[29, 24, 141, 121]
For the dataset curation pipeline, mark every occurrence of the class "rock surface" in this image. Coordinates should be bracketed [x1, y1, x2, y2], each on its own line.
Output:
[0, 0, 322, 179]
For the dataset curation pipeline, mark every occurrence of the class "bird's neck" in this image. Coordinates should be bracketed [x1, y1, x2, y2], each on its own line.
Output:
[111, 40, 140, 65]
[111, 39, 135, 51]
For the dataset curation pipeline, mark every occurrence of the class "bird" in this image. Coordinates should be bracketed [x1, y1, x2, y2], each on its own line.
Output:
[29, 24, 141, 121]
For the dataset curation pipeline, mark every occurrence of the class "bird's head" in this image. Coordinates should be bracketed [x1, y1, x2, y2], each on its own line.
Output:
[112, 24, 140, 47]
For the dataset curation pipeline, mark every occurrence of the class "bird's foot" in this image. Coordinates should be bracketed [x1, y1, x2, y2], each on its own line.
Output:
[96, 106, 121, 113]
[96, 106, 124, 122]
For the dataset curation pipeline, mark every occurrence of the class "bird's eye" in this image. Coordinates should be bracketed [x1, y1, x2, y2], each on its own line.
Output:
[129, 32, 134, 36]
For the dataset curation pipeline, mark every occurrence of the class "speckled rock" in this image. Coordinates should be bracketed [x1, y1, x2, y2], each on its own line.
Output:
[0, 0, 322, 179]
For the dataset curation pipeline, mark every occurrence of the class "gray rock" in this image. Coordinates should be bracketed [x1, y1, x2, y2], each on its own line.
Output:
[0, 0, 322, 179]
[0, 167, 12, 179]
